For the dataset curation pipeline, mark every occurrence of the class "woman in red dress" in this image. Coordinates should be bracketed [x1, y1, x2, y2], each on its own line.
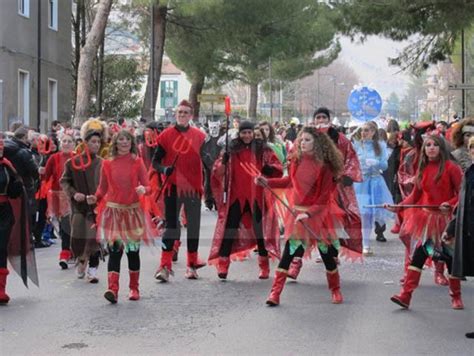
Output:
[258, 127, 348, 306]
[41, 133, 74, 269]
[88, 130, 156, 304]
[386, 135, 463, 309]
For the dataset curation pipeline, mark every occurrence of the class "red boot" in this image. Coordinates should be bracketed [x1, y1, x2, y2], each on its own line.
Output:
[185, 252, 199, 280]
[258, 256, 270, 279]
[0, 268, 10, 304]
[326, 269, 343, 304]
[448, 277, 464, 310]
[104, 271, 120, 304]
[155, 250, 174, 282]
[59, 250, 72, 270]
[287, 257, 303, 280]
[172, 240, 181, 262]
[434, 261, 449, 286]
[217, 257, 230, 279]
[129, 271, 140, 301]
[391, 267, 421, 309]
[400, 249, 411, 284]
[266, 270, 287, 306]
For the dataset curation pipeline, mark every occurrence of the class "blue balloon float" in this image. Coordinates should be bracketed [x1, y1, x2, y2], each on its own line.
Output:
[347, 86, 383, 122]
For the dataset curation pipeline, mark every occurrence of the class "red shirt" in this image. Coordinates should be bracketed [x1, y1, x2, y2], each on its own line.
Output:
[158, 125, 206, 196]
[43, 151, 71, 191]
[95, 153, 150, 204]
[268, 154, 338, 216]
[402, 160, 462, 207]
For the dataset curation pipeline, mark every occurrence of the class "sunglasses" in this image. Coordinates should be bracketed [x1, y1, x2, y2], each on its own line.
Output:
[177, 110, 191, 115]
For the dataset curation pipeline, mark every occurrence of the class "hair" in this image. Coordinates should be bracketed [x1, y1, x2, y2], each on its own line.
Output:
[110, 130, 138, 157]
[291, 126, 343, 177]
[416, 135, 450, 185]
[177, 99, 193, 111]
[13, 126, 29, 140]
[378, 128, 388, 142]
[386, 119, 400, 133]
[469, 135, 474, 149]
[364, 121, 382, 156]
[451, 118, 474, 148]
[259, 121, 276, 142]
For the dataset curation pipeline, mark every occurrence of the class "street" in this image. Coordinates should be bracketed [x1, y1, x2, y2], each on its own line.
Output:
[1, 208, 473, 355]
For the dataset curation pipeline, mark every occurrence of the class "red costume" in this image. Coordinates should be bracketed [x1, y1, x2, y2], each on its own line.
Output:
[95, 153, 155, 245]
[399, 160, 463, 250]
[267, 155, 347, 252]
[334, 133, 363, 257]
[209, 144, 283, 269]
[43, 151, 72, 219]
[157, 126, 206, 197]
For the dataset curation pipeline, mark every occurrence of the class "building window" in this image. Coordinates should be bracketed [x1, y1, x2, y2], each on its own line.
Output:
[18, 0, 30, 18]
[48, 79, 58, 123]
[160, 80, 178, 109]
[48, 0, 58, 31]
[18, 70, 30, 126]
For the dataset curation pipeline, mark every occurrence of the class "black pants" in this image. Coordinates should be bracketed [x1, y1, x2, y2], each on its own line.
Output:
[162, 185, 201, 252]
[32, 198, 47, 243]
[60, 216, 71, 251]
[411, 242, 453, 274]
[219, 200, 268, 257]
[0, 203, 14, 268]
[203, 165, 215, 207]
[89, 251, 100, 268]
[107, 242, 140, 273]
[278, 240, 338, 272]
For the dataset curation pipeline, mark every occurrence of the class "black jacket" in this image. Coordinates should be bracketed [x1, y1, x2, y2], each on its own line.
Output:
[3, 138, 39, 196]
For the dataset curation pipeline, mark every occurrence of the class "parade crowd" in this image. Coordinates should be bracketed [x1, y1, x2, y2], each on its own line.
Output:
[0, 101, 473, 336]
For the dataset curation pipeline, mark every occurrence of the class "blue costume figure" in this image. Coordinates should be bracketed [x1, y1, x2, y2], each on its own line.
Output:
[353, 121, 393, 255]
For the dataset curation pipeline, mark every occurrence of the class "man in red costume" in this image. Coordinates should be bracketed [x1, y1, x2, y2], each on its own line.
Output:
[288, 107, 363, 278]
[152, 100, 207, 281]
[208, 120, 283, 279]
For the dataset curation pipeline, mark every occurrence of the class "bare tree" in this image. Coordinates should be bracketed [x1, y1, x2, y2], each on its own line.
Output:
[74, 0, 113, 126]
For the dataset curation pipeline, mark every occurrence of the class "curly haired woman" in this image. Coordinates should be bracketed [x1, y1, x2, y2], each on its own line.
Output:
[258, 127, 353, 306]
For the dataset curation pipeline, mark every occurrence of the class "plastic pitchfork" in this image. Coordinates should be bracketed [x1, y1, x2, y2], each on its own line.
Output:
[155, 136, 192, 202]
[37, 137, 54, 155]
[144, 128, 159, 148]
[71, 146, 92, 171]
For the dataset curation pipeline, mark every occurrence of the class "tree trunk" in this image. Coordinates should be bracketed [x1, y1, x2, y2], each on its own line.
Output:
[189, 75, 205, 122]
[72, 1, 81, 113]
[248, 82, 259, 120]
[74, 0, 113, 126]
[96, 39, 105, 115]
[142, 3, 167, 122]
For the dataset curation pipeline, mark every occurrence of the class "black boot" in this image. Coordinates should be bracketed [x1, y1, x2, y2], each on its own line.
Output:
[375, 222, 387, 242]
[466, 332, 474, 339]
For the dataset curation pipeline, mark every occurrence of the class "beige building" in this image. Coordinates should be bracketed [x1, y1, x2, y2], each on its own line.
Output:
[0, 0, 71, 132]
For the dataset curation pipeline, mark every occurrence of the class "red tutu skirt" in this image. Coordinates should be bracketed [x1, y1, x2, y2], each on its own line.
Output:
[46, 190, 71, 219]
[399, 208, 451, 249]
[284, 203, 347, 252]
[96, 201, 158, 246]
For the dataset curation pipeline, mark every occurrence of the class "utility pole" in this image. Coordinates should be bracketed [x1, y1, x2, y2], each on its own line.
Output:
[150, 2, 156, 121]
[37, 0, 42, 131]
[462, 29, 466, 118]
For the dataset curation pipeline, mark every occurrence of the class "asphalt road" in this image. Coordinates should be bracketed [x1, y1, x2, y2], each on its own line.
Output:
[1, 208, 473, 355]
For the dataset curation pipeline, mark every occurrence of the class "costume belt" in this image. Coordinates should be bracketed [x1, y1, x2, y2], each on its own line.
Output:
[106, 202, 140, 209]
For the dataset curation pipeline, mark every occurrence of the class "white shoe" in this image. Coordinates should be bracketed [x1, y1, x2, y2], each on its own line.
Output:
[76, 261, 86, 279]
[87, 267, 99, 283]
[363, 247, 374, 256]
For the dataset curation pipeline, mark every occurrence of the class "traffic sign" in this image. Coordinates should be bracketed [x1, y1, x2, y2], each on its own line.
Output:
[448, 84, 474, 90]
[197, 94, 227, 102]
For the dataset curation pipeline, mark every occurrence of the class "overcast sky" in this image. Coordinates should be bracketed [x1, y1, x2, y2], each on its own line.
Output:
[340, 36, 411, 99]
